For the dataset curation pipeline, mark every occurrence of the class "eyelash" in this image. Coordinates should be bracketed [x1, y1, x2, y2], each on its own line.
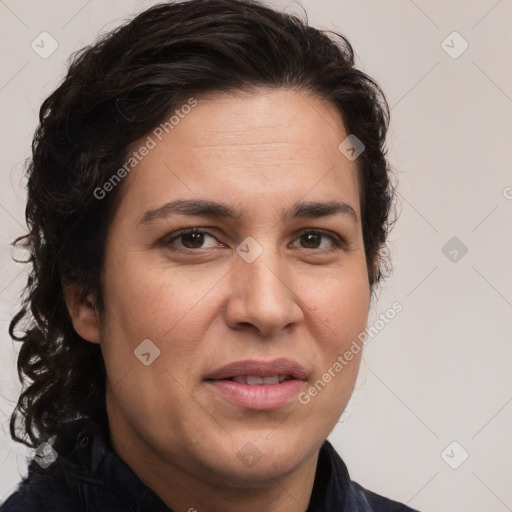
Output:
[162, 228, 344, 252]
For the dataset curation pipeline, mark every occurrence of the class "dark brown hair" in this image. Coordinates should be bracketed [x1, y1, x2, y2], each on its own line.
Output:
[9, 0, 393, 448]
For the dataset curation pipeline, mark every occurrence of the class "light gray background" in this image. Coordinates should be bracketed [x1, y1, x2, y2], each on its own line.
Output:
[1, 1, 511, 510]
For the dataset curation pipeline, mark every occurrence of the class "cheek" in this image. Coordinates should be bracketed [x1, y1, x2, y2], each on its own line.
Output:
[307, 268, 370, 340]
[99, 253, 226, 382]
[298, 273, 369, 428]
[103, 251, 219, 335]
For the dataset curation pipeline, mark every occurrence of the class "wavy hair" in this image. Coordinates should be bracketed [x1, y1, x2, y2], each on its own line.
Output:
[8, 0, 394, 448]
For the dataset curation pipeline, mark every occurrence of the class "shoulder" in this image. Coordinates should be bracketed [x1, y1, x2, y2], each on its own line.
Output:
[0, 418, 168, 512]
[0, 469, 73, 512]
[0, 448, 88, 512]
[350, 481, 420, 512]
[316, 440, 421, 512]
[0, 419, 119, 512]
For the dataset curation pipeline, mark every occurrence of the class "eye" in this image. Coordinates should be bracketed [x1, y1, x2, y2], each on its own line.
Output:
[162, 228, 343, 253]
[163, 228, 221, 250]
[290, 230, 342, 250]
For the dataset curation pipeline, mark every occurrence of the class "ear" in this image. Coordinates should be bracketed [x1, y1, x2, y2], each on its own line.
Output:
[62, 278, 101, 344]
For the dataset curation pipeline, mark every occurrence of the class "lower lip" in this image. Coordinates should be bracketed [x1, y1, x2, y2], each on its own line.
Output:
[205, 379, 305, 410]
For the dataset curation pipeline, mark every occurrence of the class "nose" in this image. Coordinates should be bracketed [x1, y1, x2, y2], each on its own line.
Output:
[224, 246, 304, 338]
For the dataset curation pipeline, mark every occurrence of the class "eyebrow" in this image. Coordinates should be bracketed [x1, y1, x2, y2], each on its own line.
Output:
[139, 198, 358, 225]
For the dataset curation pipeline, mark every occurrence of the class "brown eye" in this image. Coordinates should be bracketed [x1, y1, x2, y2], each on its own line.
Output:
[181, 232, 206, 249]
[164, 229, 220, 250]
[291, 230, 341, 250]
[300, 233, 322, 249]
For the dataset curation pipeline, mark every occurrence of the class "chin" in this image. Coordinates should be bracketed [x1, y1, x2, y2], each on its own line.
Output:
[214, 452, 305, 489]
[196, 431, 313, 486]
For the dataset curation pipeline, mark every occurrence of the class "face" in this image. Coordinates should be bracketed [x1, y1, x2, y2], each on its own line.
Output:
[81, 89, 370, 488]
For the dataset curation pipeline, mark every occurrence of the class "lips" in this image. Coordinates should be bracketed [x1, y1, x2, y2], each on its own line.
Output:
[204, 358, 307, 410]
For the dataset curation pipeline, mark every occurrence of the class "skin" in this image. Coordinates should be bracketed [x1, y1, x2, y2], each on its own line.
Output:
[64, 88, 371, 512]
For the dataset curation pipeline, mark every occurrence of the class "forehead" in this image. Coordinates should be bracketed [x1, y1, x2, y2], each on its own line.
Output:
[114, 88, 361, 223]
[164, 89, 350, 165]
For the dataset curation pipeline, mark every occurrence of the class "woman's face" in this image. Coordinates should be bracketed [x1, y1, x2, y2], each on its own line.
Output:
[98, 88, 370, 487]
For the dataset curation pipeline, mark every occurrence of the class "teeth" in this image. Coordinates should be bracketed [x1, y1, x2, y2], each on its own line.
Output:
[231, 375, 290, 385]
[247, 376, 264, 385]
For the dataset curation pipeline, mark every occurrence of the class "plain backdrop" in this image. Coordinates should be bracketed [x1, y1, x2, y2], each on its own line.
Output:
[1, 1, 511, 511]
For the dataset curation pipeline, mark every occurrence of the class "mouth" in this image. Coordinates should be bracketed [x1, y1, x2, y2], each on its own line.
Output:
[223, 375, 293, 385]
[204, 358, 307, 410]
[204, 358, 307, 381]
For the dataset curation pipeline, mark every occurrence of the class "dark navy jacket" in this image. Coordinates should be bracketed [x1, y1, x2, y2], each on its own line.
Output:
[1, 419, 419, 511]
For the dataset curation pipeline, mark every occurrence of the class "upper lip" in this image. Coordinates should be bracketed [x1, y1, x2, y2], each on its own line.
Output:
[205, 358, 307, 381]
